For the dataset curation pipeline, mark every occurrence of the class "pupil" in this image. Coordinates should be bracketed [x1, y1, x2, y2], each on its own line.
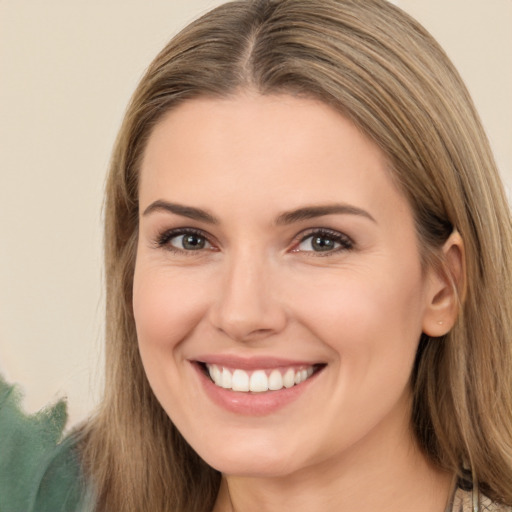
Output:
[312, 236, 334, 251]
[183, 234, 205, 250]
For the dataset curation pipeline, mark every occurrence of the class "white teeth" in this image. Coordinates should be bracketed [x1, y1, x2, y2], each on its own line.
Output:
[268, 369, 283, 390]
[209, 365, 221, 385]
[205, 364, 318, 393]
[221, 367, 232, 389]
[249, 370, 268, 392]
[232, 369, 250, 391]
[283, 368, 295, 388]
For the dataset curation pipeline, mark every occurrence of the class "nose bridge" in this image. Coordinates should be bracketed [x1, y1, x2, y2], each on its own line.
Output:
[209, 244, 286, 341]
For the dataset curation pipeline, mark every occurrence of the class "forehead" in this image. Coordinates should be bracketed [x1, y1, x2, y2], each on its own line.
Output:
[139, 93, 411, 226]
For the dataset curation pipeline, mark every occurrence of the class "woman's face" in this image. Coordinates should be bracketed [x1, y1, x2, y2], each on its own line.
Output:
[133, 93, 442, 477]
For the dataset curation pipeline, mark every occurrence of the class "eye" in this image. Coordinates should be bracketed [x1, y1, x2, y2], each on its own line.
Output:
[294, 229, 353, 254]
[171, 233, 210, 251]
[157, 228, 214, 252]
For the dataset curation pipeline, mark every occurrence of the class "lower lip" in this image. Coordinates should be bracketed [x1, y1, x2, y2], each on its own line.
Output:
[192, 363, 322, 416]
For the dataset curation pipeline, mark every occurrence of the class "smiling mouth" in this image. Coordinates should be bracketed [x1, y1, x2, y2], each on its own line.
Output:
[198, 363, 325, 393]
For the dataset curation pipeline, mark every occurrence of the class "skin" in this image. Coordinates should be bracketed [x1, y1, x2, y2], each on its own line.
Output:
[133, 93, 461, 512]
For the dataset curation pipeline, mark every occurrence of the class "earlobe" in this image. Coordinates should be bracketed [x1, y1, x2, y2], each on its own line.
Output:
[422, 231, 465, 337]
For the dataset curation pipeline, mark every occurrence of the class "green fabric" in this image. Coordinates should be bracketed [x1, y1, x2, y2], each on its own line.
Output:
[0, 375, 87, 512]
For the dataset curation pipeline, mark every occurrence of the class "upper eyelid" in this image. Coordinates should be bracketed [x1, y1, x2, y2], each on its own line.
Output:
[295, 227, 353, 243]
[298, 227, 350, 237]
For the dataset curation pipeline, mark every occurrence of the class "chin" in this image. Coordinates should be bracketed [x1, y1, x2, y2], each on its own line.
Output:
[208, 457, 300, 479]
[194, 438, 306, 478]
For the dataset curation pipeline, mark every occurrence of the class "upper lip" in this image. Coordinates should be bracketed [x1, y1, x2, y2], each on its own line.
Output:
[192, 354, 324, 370]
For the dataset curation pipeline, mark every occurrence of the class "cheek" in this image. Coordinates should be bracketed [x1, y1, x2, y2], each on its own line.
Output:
[304, 269, 425, 428]
[132, 262, 215, 421]
[132, 264, 209, 356]
[287, 263, 426, 401]
[290, 263, 425, 343]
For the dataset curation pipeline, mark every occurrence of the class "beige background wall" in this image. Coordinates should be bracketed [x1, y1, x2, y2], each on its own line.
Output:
[1, 1, 511, 427]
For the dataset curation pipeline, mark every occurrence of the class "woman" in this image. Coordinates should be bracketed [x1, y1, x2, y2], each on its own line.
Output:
[1, 0, 511, 511]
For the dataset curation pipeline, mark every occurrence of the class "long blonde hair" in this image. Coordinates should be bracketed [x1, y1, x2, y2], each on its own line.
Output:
[81, 0, 512, 510]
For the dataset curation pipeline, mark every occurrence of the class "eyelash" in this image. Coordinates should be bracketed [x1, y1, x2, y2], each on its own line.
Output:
[154, 227, 354, 256]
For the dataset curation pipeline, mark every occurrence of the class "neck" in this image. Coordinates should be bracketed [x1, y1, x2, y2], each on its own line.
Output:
[212, 421, 452, 512]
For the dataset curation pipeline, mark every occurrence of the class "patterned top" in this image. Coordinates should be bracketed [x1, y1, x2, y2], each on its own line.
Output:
[450, 486, 512, 512]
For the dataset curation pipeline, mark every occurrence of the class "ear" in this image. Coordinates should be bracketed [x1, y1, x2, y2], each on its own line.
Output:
[422, 231, 465, 337]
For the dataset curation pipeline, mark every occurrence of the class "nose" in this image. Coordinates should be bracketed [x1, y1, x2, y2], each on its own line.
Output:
[208, 250, 287, 343]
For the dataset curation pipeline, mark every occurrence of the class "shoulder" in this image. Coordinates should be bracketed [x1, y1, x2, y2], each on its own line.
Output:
[0, 375, 89, 512]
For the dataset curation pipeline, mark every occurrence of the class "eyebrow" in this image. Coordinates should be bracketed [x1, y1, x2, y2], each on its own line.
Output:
[142, 200, 219, 224]
[275, 204, 376, 225]
[142, 200, 376, 225]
